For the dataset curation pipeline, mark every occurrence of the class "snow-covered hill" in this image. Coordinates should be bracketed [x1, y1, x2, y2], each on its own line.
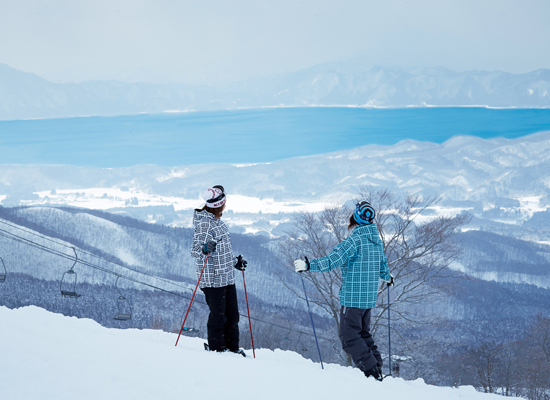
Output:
[1, 132, 549, 292]
[455, 231, 550, 288]
[227, 64, 550, 109]
[1, 132, 549, 231]
[2, 62, 550, 120]
[0, 306, 506, 400]
[0, 206, 301, 313]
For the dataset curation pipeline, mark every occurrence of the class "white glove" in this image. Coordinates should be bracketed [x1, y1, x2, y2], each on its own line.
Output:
[294, 259, 308, 273]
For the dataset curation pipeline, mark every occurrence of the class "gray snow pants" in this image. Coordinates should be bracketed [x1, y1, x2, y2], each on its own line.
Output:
[339, 306, 382, 373]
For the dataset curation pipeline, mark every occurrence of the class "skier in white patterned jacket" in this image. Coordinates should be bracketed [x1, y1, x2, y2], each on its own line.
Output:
[191, 185, 247, 356]
[294, 201, 394, 381]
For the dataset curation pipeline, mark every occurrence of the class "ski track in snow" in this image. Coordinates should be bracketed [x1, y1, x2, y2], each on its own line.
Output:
[0, 306, 505, 400]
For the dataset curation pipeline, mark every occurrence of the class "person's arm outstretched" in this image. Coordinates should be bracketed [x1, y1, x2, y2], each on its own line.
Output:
[308, 236, 357, 273]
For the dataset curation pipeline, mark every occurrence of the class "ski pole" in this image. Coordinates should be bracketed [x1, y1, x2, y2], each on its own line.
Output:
[300, 273, 324, 369]
[387, 283, 392, 376]
[242, 269, 256, 358]
[175, 254, 209, 347]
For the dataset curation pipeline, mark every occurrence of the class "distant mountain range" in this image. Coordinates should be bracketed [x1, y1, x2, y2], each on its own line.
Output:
[1, 63, 550, 120]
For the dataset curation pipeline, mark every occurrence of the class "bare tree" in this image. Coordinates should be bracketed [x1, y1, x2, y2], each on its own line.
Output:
[465, 341, 504, 394]
[438, 319, 550, 400]
[520, 314, 550, 400]
[278, 206, 348, 333]
[361, 188, 471, 334]
[277, 187, 470, 363]
[527, 313, 550, 365]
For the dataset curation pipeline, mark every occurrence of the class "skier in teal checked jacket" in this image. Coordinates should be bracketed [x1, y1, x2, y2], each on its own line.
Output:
[294, 201, 394, 381]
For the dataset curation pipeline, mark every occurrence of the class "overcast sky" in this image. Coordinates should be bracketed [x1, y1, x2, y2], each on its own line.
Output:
[1, 0, 549, 84]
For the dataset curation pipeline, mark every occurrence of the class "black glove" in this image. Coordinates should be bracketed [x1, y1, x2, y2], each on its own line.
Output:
[387, 275, 394, 287]
[234, 255, 247, 271]
[202, 241, 217, 254]
[304, 256, 310, 270]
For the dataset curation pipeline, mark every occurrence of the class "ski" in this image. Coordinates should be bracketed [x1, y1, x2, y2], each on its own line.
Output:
[204, 343, 247, 357]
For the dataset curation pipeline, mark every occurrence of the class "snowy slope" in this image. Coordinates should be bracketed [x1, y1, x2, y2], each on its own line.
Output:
[0, 306, 506, 400]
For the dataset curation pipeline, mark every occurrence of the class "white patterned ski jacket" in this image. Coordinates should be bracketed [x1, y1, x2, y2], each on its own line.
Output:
[191, 209, 236, 288]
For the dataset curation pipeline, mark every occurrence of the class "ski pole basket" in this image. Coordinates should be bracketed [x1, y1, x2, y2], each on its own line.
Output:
[60, 248, 81, 298]
[113, 276, 132, 321]
[0, 257, 6, 282]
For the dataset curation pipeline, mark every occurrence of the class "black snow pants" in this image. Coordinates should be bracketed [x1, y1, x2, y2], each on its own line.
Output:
[201, 284, 240, 352]
[339, 306, 382, 373]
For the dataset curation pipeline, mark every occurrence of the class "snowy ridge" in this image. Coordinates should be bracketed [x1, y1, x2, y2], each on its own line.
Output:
[1, 132, 549, 290]
[0, 306, 505, 400]
[1, 131, 549, 226]
[0, 206, 306, 317]
[2, 63, 550, 120]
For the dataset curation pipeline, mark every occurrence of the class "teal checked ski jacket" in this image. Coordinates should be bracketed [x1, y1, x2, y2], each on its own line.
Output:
[308, 223, 391, 309]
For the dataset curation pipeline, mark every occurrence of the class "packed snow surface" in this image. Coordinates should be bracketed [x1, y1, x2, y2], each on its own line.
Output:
[1, 306, 505, 400]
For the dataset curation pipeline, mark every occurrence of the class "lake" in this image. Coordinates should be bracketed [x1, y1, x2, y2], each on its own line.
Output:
[1, 107, 549, 167]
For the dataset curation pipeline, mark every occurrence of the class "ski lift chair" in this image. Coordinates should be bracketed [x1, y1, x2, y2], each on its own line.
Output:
[114, 276, 132, 321]
[0, 257, 6, 282]
[60, 248, 81, 298]
[181, 309, 198, 333]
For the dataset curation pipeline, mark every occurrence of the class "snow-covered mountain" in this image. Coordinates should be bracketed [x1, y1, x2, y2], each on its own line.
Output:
[1, 131, 549, 290]
[1, 202, 548, 330]
[455, 231, 550, 288]
[1, 306, 507, 400]
[0, 205, 336, 361]
[0, 205, 299, 312]
[1, 132, 548, 230]
[2, 62, 550, 120]
[227, 63, 550, 108]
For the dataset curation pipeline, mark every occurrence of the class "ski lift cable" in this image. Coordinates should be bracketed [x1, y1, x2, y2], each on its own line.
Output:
[0, 228, 186, 297]
[0, 217, 198, 294]
[0, 218, 193, 293]
[0, 218, 76, 248]
[0, 220, 321, 334]
[0, 228, 334, 340]
[0, 227, 334, 342]
[0, 217, 335, 339]
[0, 227, 231, 303]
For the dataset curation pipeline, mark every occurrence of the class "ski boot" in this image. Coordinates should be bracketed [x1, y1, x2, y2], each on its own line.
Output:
[204, 343, 227, 352]
[230, 348, 247, 357]
[364, 365, 384, 381]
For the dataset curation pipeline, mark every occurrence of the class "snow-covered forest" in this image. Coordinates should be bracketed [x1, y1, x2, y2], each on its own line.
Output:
[1, 195, 549, 397]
